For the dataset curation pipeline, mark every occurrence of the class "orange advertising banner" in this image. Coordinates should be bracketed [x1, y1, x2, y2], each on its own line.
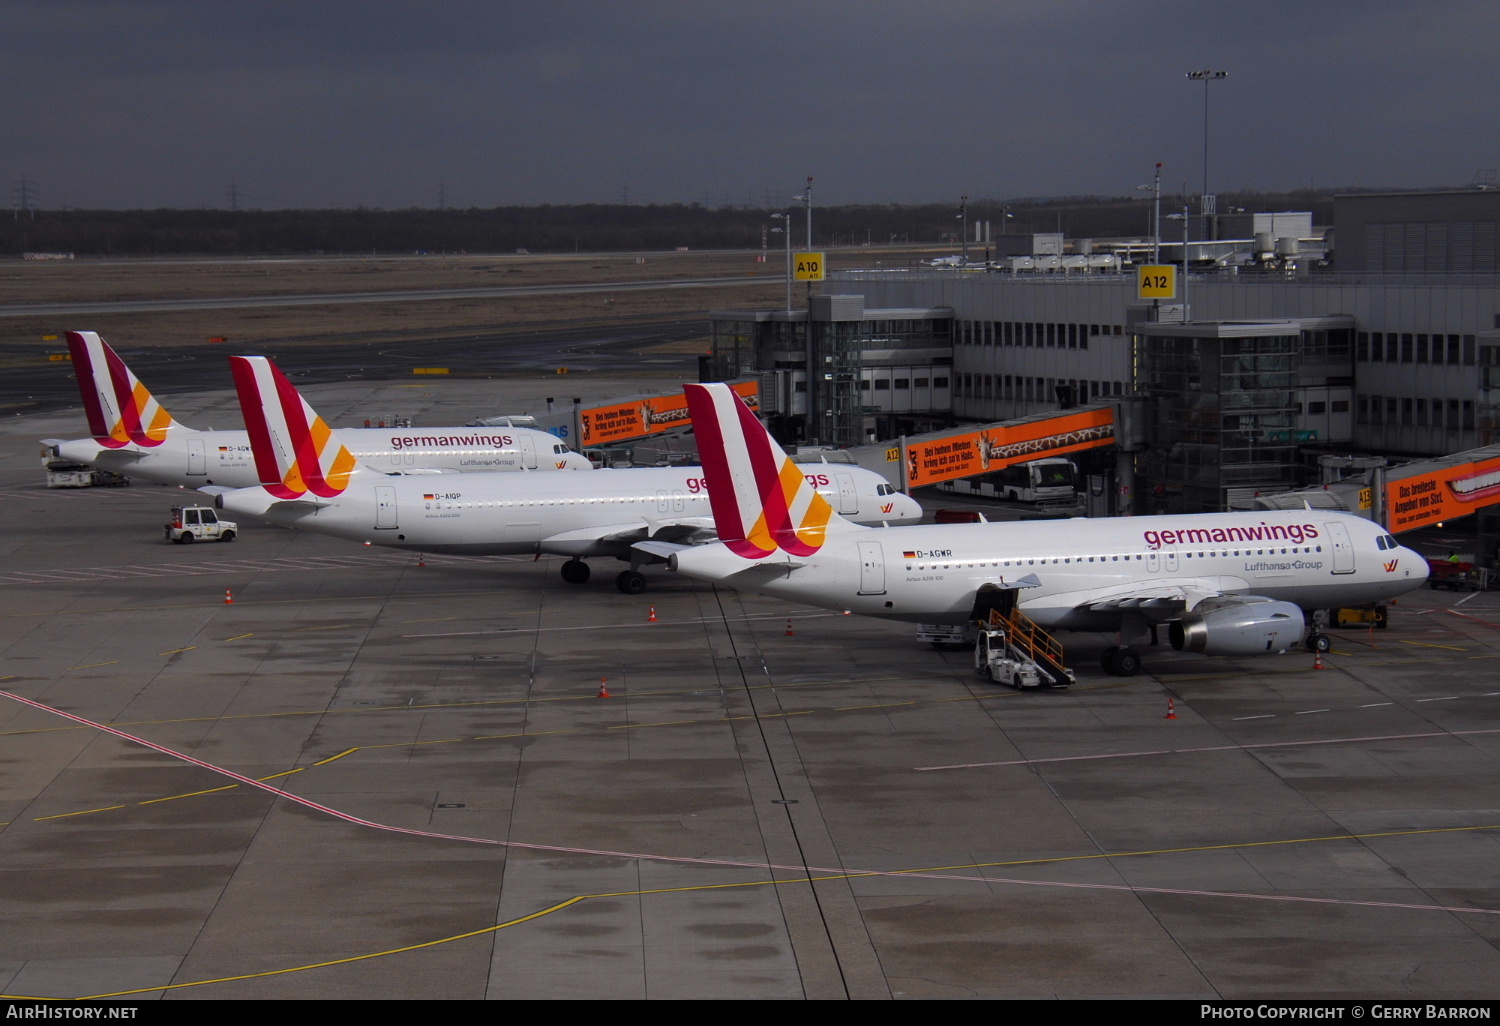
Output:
[904, 407, 1115, 488]
[580, 381, 758, 447]
[1386, 455, 1500, 531]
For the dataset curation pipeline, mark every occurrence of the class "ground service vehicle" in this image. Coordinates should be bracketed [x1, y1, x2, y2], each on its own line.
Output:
[940, 458, 1078, 506]
[165, 506, 237, 543]
[44, 458, 129, 488]
[916, 624, 977, 647]
[973, 612, 1075, 689]
[1328, 604, 1389, 627]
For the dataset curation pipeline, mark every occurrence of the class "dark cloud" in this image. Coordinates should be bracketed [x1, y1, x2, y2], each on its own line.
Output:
[3, 1, 1496, 209]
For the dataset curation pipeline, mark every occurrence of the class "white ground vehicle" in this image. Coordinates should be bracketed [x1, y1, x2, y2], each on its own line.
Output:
[939, 457, 1079, 506]
[973, 618, 1075, 690]
[42, 454, 130, 489]
[916, 624, 977, 647]
[165, 506, 237, 544]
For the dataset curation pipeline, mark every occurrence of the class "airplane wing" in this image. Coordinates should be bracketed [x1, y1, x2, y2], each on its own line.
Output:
[1046, 576, 1254, 620]
[542, 517, 717, 559]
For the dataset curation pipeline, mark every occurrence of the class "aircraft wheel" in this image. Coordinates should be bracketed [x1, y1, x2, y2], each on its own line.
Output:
[1100, 645, 1119, 673]
[616, 570, 647, 595]
[560, 559, 590, 584]
[1108, 648, 1141, 677]
[1307, 633, 1331, 653]
[220, 531, 235, 543]
[1373, 605, 1389, 629]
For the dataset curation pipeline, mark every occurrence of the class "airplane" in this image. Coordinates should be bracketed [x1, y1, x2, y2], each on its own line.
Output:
[42, 331, 591, 489]
[216, 356, 923, 593]
[662, 383, 1430, 675]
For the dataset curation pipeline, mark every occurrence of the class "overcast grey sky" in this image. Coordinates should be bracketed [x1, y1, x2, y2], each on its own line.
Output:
[4, 1, 1497, 210]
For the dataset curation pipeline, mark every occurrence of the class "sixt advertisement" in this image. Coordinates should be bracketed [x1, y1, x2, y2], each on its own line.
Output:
[1386, 455, 1500, 531]
[904, 407, 1114, 487]
[580, 381, 758, 446]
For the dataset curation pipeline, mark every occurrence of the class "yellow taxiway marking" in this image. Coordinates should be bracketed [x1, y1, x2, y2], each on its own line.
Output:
[608, 720, 697, 730]
[33, 769, 307, 819]
[158, 646, 197, 656]
[0, 672, 959, 737]
[224, 633, 255, 641]
[33, 805, 126, 820]
[296, 624, 355, 632]
[41, 821, 1500, 1001]
[836, 701, 915, 711]
[1400, 640, 1469, 652]
[67, 661, 118, 670]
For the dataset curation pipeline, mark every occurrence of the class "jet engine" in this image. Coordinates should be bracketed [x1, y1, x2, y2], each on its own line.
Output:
[1168, 598, 1306, 656]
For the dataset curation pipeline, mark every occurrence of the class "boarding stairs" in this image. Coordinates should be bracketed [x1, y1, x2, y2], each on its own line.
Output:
[987, 607, 1075, 688]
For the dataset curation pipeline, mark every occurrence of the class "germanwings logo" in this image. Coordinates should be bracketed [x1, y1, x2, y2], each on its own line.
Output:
[67, 331, 175, 449]
[1383, 559, 1399, 573]
[684, 383, 833, 558]
[880, 502, 895, 514]
[230, 356, 356, 499]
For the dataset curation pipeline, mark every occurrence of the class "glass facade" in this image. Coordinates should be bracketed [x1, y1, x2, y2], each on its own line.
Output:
[1142, 331, 1299, 514]
[709, 309, 952, 446]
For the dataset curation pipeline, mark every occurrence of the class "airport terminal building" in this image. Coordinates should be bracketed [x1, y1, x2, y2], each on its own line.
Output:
[711, 189, 1500, 514]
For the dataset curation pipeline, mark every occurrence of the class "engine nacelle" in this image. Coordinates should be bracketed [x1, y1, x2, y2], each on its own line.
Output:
[1168, 599, 1306, 656]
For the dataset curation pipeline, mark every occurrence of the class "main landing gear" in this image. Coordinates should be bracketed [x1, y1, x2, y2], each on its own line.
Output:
[558, 558, 649, 594]
[1099, 646, 1142, 677]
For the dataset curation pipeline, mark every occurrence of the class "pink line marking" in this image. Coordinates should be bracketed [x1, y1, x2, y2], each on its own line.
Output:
[6, 689, 1498, 919]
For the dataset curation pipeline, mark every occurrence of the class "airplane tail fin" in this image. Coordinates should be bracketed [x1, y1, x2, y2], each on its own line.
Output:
[66, 331, 179, 449]
[229, 355, 359, 499]
[684, 382, 846, 558]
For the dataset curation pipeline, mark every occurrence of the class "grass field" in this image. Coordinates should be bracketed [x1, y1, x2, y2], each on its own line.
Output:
[0, 245, 941, 351]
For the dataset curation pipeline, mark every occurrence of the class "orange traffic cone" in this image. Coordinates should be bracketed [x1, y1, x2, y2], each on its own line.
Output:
[785, 618, 795, 636]
[648, 605, 657, 622]
[598, 677, 611, 698]
[224, 588, 233, 604]
[1313, 649, 1328, 670]
[1165, 697, 1177, 720]
[417, 553, 426, 567]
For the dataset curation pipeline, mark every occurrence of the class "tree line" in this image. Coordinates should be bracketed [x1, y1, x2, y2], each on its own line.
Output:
[1, 191, 1344, 257]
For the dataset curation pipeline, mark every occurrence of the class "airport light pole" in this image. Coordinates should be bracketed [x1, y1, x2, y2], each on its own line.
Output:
[795, 176, 813, 250]
[1167, 206, 1191, 321]
[1135, 162, 1162, 263]
[958, 195, 968, 264]
[770, 213, 792, 314]
[1185, 70, 1227, 239]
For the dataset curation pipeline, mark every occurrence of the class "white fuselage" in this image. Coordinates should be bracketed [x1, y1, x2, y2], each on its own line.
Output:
[671, 510, 1429, 627]
[52, 425, 589, 488]
[219, 464, 921, 556]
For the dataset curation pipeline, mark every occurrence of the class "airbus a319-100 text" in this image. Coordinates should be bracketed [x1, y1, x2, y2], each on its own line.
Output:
[216, 356, 922, 593]
[42, 331, 590, 489]
[663, 383, 1429, 675]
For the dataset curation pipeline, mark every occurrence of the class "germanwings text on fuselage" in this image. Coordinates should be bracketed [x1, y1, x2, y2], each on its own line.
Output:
[390, 433, 515, 450]
[1143, 521, 1320, 550]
